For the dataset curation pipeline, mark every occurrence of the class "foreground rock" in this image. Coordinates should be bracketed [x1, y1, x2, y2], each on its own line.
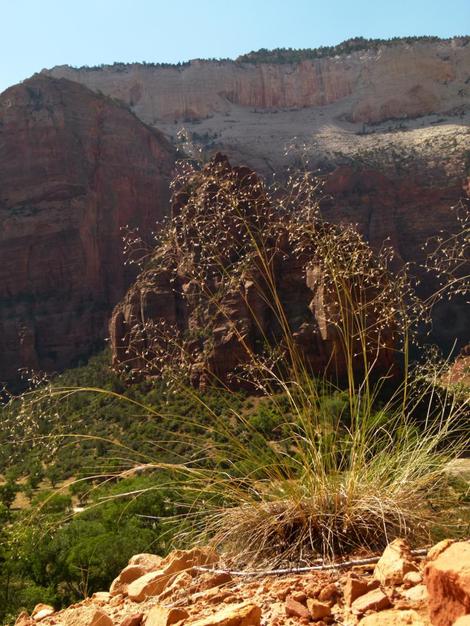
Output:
[359, 609, 426, 625]
[62, 608, 114, 626]
[145, 605, 189, 626]
[0, 76, 175, 387]
[374, 539, 419, 586]
[111, 548, 218, 601]
[188, 604, 261, 626]
[17, 538, 470, 626]
[424, 541, 470, 626]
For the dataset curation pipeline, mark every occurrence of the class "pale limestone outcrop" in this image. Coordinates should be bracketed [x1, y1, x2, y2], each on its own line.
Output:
[43, 41, 470, 125]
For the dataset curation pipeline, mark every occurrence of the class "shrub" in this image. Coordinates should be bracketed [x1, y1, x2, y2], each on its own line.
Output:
[3, 156, 468, 585]
[96, 157, 469, 564]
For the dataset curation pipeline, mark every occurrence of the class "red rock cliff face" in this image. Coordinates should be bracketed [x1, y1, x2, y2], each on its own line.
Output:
[321, 165, 470, 350]
[0, 76, 175, 386]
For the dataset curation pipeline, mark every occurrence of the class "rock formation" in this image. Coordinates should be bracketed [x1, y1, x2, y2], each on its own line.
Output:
[44, 39, 470, 127]
[424, 541, 470, 626]
[0, 76, 175, 387]
[44, 39, 470, 352]
[13, 538, 470, 626]
[110, 155, 397, 387]
[43, 39, 470, 176]
[2, 39, 470, 384]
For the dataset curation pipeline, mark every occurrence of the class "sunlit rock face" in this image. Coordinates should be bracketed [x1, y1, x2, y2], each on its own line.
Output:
[0, 76, 175, 386]
[43, 39, 470, 173]
[44, 40, 470, 125]
[45, 40, 470, 342]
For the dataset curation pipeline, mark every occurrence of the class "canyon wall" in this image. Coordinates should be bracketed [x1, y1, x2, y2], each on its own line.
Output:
[44, 40, 470, 125]
[43, 41, 470, 292]
[0, 76, 175, 386]
[1, 40, 469, 384]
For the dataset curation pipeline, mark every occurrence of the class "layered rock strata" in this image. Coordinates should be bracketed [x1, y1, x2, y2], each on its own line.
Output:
[2, 39, 470, 384]
[44, 40, 470, 126]
[44, 41, 470, 351]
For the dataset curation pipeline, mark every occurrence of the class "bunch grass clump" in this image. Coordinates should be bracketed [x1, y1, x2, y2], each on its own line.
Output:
[155, 365, 466, 566]
[110, 156, 469, 564]
[6, 155, 469, 571]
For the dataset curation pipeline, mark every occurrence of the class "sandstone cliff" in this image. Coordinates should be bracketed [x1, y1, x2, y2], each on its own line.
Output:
[43, 40, 470, 343]
[44, 39, 470, 125]
[0, 76, 175, 386]
[2, 39, 470, 384]
[43, 39, 470, 174]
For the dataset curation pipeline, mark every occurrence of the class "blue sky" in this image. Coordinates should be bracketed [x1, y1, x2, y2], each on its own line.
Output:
[1, 0, 469, 93]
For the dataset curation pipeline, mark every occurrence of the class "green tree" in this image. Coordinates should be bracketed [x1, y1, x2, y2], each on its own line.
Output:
[0, 482, 18, 509]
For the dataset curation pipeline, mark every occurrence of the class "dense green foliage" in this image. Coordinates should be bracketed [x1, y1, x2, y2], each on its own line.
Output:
[0, 350, 287, 622]
[0, 474, 179, 623]
[0, 350, 245, 482]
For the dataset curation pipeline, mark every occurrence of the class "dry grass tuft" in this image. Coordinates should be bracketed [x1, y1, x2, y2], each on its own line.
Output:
[7, 155, 469, 567]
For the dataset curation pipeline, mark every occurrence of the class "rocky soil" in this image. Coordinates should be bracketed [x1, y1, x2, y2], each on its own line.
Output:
[14, 539, 470, 626]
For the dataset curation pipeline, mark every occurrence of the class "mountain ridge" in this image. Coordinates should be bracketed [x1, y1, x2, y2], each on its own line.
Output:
[1, 38, 469, 385]
[42, 37, 470, 177]
[40, 35, 470, 71]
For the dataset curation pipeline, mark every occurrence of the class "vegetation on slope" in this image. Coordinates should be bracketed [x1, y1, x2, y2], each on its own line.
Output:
[0, 351, 291, 622]
[237, 35, 470, 64]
